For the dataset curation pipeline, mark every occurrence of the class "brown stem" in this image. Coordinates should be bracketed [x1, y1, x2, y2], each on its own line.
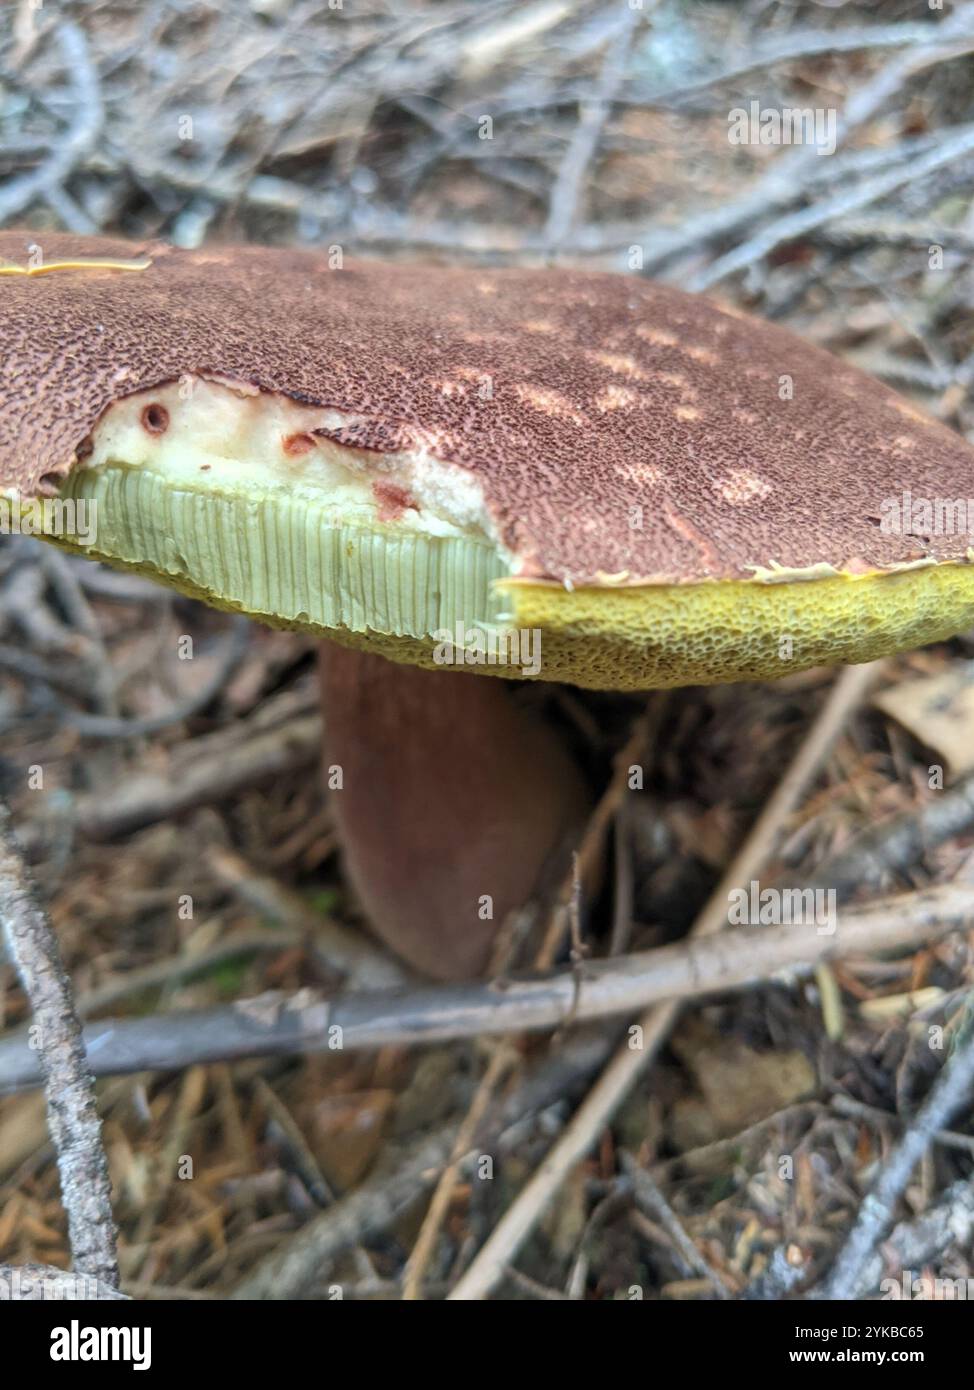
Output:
[318, 644, 591, 979]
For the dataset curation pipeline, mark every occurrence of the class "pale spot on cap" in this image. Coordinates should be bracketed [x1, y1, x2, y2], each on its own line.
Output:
[513, 383, 587, 425]
[460, 330, 508, 347]
[634, 325, 678, 347]
[586, 350, 649, 382]
[685, 344, 718, 366]
[594, 384, 637, 413]
[713, 469, 773, 505]
[620, 462, 663, 486]
[431, 378, 468, 398]
[657, 371, 698, 398]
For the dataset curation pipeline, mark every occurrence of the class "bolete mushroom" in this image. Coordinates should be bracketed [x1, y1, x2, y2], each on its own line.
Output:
[4, 231, 974, 978]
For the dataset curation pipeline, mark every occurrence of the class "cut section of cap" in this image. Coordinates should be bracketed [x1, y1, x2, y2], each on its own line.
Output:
[4, 230, 974, 690]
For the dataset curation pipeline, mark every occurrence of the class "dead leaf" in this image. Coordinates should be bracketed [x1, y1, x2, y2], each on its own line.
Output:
[311, 1090, 394, 1190]
[875, 665, 974, 776]
[671, 1020, 817, 1144]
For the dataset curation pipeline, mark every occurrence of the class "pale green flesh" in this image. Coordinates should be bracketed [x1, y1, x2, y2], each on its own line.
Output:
[60, 464, 510, 640]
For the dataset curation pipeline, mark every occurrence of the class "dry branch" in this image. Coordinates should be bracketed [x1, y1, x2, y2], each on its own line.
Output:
[820, 998, 974, 1300]
[0, 22, 102, 228]
[693, 124, 974, 291]
[15, 694, 321, 851]
[0, 798, 118, 1286]
[845, 1180, 974, 1301]
[620, 1151, 731, 1299]
[232, 1024, 619, 1300]
[0, 880, 968, 1095]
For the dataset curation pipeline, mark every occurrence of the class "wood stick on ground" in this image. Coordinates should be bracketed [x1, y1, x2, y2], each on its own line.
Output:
[1, 878, 967, 1094]
[820, 996, 974, 1300]
[779, 770, 974, 900]
[537, 700, 660, 967]
[14, 701, 321, 852]
[543, 8, 639, 249]
[231, 1126, 459, 1300]
[401, 1043, 519, 1300]
[829, 1094, 974, 1158]
[619, 1151, 731, 1299]
[447, 659, 882, 1300]
[647, 5, 974, 280]
[206, 845, 407, 990]
[66, 616, 250, 739]
[657, 15, 974, 103]
[231, 1026, 620, 1299]
[845, 1179, 974, 1301]
[0, 797, 119, 1289]
[253, 1075, 378, 1287]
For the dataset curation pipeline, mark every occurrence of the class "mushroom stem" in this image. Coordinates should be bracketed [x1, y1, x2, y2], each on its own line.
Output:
[318, 644, 592, 980]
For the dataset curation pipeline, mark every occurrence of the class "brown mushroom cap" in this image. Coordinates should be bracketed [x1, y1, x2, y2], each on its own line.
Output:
[4, 230, 974, 690]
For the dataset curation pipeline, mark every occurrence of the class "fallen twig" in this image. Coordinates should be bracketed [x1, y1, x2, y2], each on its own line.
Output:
[543, 8, 639, 249]
[780, 772, 974, 901]
[231, 1024, 620, 1299]
[845, 1180, 974, 1300]
[0, 877, 965, 1094]
[657, 15, 974, 104]
[819, 996, 974, 1299]
[693, 125, 974, 290]
[402, 1043, 518, 1300]
[830, 1094, 974, 1159]
[64, 616, 251, 740]
[619, 1151, 732, 1300]
[15, 687, 321, 849]
[0, 797, 118, 1286]
[0, 22, 102, 227]
[206, 845, 406, 990]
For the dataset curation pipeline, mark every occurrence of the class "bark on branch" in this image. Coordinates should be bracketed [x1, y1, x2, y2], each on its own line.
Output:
[0, 799, 118, 1286]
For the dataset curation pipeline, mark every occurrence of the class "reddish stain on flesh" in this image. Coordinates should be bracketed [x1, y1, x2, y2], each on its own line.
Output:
[372, 480, 419, 522]
[282, 431, 316, 457]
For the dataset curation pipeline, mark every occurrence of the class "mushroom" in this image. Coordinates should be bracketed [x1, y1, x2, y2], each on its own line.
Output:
[4, 231, 974, 979]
